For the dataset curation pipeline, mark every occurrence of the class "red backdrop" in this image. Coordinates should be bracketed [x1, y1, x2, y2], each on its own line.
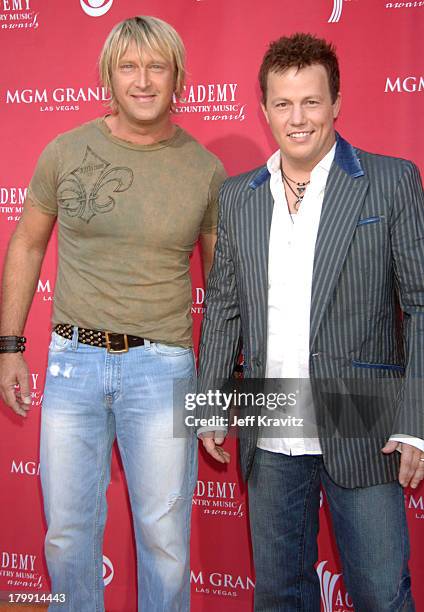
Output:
[1, 1, 423, 611]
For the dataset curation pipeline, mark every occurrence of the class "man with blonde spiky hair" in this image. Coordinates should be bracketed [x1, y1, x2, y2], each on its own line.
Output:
[0, 15, 226, 612]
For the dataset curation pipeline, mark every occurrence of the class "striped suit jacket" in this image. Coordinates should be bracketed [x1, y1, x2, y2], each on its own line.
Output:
[197, 133, 424, 488]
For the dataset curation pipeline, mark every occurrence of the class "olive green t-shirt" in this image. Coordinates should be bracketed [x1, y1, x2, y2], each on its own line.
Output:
[28, 118, 226, 347]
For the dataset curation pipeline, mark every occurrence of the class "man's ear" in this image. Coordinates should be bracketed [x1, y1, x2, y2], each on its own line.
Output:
[333, 92, 341, 120]
[261, 101, 270, 125]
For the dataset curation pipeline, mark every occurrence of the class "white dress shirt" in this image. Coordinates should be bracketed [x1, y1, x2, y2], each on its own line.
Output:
[257, 145, 424, 456]
[257, 145, 335, 455]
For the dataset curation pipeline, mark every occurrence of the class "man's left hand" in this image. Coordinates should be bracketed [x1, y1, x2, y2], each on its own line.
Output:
[382, 440, 424, 489]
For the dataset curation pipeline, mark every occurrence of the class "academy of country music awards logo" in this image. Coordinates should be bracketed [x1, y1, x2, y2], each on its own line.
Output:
[2, 370, 43, 415]
[0, 186, 26, 222]
[191, 569, 254, 598]
[192, 287, 205, 315]
[175, 83, 246, 123]
[328, 0, 345, 23]
[328, 0, 423, 23]
[1, 86, 110, 113]
[192, 479, 245, 518]
[192, 466, 324, 518]
[30, 371, 43, 407]
[317, 561, 354, 612]
[0, 551, 113, 589]
[327, 0, 360, 23]
[385, 1, 424, 8]
[4, 371, 44, 411]
[0, 0, 39, 31]
[0, 551, 45, 591]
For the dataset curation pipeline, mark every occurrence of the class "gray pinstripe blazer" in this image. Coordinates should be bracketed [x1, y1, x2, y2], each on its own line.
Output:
[197, 133, 424, 488]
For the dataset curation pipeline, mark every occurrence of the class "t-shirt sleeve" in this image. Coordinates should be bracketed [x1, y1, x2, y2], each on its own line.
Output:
[27, 139, 60, 216]
[200, 159, 227, 234]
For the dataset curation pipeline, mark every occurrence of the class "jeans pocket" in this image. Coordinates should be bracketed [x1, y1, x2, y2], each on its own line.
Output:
[49, 331, 72, 353]
[152, 342, 192, 357]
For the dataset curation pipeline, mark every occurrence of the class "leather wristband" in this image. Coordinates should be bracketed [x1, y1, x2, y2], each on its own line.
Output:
[0, 336, 26, 353]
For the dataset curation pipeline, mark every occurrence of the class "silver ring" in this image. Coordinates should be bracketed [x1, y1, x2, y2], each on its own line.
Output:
[420, 458, 424, 462]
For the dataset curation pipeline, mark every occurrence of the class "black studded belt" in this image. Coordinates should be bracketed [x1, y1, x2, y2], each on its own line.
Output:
[54, 324, 146, 353]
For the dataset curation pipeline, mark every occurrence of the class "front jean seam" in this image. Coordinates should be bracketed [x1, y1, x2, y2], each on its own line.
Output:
[115, 438, 149, 601]
[297, 458, 320, 612]
[181, 436, 195, 594]
[93, 420, 114, 612]
[392, 488, 410, 612]
[113, 355, 122, 402]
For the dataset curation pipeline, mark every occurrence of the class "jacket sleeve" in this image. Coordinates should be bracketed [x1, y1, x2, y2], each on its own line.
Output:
[196, 180, 242, 429]
[390, 161, 424, 438]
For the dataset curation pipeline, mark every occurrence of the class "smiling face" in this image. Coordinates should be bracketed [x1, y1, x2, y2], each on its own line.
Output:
[110, 41, 175, 132]
[261, 63, 341, 173]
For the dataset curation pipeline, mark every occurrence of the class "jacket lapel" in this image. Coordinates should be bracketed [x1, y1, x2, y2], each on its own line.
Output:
[310, 134, 369, 348]
[242, 168, 274, 356]
[245, 166, 274, 275]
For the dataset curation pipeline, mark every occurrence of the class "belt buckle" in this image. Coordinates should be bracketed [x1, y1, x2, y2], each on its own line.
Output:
[105, 332, 129, 353]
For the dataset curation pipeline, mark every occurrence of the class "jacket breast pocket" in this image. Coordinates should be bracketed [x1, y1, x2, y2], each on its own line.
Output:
[356, 215, 384, 227]
[352, 359, 405, 374]
[348, 215, 388, 271]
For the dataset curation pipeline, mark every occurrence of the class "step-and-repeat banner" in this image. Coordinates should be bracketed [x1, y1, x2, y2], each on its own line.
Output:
[1, 1, 423, 611]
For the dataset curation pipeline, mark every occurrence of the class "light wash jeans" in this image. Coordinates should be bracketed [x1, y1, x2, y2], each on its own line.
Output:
[40, 330, 197, 612]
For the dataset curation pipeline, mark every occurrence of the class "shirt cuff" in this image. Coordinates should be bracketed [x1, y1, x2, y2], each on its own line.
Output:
[197, 426, 227, 438]
[389, 434, 424, 453]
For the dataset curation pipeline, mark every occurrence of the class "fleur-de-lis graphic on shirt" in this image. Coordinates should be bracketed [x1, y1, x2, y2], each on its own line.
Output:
[57, 146, 133, 223]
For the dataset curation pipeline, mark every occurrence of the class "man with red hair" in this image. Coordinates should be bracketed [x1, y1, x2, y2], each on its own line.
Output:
[198, 33, 423, 611]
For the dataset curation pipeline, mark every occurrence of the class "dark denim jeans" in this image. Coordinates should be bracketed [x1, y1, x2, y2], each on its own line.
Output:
[248, 448, 414, 612]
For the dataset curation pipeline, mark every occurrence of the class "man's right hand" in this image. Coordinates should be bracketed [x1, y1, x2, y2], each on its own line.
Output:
[199, 430, 231, 464]
[0, 353, 31, 417]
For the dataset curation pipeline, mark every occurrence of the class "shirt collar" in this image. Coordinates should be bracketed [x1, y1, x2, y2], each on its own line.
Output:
[266, 143, 336, 179]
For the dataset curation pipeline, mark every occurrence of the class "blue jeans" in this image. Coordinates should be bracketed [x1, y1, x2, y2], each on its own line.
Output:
[40, 330, 197, 612]
[248, 448, 414, 612]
